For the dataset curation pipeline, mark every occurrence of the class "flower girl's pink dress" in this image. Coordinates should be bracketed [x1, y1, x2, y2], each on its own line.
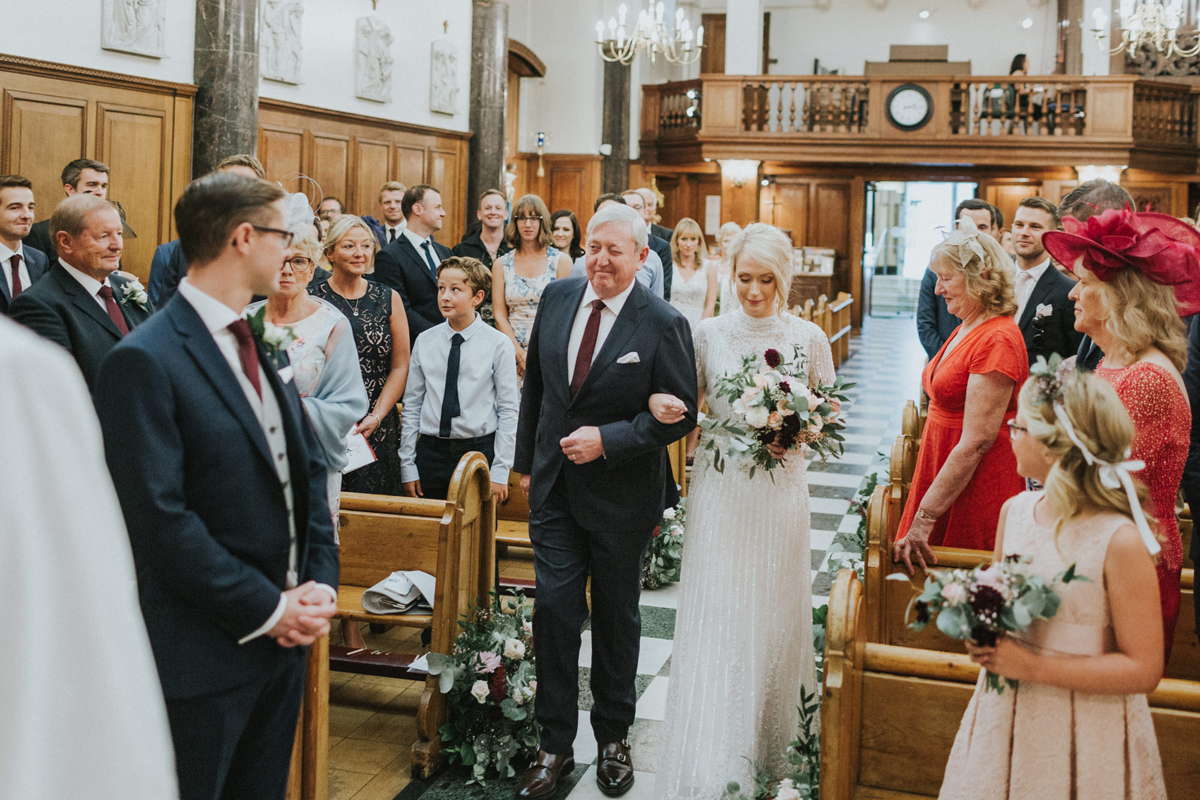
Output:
[939, 491, 1166, 800]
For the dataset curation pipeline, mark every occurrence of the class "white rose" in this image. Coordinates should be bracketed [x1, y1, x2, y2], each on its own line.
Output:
[470, 680, 490, 704]
[776, 779, 800, 800]
[503, 638, 526, 660]
[745, 406, 770, 429]
[662, 507, 677, 520]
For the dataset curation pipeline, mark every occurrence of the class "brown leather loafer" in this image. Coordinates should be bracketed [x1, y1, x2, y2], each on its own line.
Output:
[596, 740, 634, 796]
[514, 749, 575, 800]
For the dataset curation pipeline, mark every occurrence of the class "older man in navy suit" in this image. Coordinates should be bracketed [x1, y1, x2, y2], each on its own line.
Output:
[94, 173, 339, 800]
[372, 184, 453, 344]
[0, 175, 48, 315]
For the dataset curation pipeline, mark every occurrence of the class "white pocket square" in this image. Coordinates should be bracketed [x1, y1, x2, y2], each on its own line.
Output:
[616, 352, 641, 364]
[1035, 303, 1054, 318]
[277, 366, 295, 383]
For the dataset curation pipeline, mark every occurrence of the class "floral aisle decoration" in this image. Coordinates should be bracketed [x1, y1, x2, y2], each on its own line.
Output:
[888, 555, 1088, 693]
[720, 685, 821, 800]
[700, 346, 853, 478]
[642, 498, 686, 590]
[425, 593, 540, 783]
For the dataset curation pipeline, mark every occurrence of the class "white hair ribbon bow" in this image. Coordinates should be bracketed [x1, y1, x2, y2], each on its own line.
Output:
[1055, 403, 1160, 557]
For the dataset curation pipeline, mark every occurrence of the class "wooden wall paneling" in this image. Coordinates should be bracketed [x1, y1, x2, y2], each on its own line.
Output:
[427, 146, 463, 246]
[354, 138, 392, 220]
[1124, 181, 1188, 215]
[762, 181, 809, 246]
[96, 102, 169, 280]
[848, 176, 866, 328]
[169, 95, 193, 241]
[2, 90, 88, 227]
[259, 124, 305, 186]
[395, 144, 428, 194]
[809, 181, 853, 297]
[983, 182, 1041, 232]
[309, 132, 351, 212]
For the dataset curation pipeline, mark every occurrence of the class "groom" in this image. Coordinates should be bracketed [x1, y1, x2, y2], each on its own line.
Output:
[513, 203, 698, 798]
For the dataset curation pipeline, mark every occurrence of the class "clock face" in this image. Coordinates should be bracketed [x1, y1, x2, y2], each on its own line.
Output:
[887, 85, 932, 130]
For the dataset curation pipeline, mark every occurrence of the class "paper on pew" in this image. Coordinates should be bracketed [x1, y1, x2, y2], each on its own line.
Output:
[408, 653, 430, 674]
[344, 431, 376, 473]
[361, 570, 436, 614]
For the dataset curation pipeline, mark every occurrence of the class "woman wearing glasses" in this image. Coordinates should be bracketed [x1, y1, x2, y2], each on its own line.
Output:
[310, 215, 410, 496]
[492, 194, 572, 378]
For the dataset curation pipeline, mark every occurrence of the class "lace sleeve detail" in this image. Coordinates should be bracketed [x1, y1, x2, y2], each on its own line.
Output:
[805, 321, 836, 386]
[693, 318, 709, 393]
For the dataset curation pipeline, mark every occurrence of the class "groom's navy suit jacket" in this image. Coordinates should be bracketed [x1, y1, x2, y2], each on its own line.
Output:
[93, 294, 339, 699]
[514, 277, 698, 531]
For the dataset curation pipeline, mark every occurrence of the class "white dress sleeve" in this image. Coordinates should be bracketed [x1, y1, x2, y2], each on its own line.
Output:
[806, 321, 836, 386]
[693, 319, 709, 395]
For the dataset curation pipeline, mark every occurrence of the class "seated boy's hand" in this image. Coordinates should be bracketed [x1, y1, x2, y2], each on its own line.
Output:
[491, 481, 509, 503]
[649, 392, 687, 425]
[402, 480, 422, 498]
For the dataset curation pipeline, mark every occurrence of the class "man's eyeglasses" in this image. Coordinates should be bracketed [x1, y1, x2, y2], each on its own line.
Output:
[253, 225, 296, 247]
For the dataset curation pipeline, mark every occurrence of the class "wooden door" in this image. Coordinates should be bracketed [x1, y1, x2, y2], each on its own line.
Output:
[983, 183, 1040, 232]
[95, 102, 172, 273]
[700, 14, 726, 75]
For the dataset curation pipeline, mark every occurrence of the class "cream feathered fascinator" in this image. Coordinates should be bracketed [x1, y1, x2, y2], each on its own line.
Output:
[941, 214, 990, 269]
[276, 173, 323, 235]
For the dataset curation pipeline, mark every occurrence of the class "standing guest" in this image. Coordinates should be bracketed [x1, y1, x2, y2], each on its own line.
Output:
[894, 218, 1027, 572]
[714, 221, 742, 316]
[570, 194, 665, 297]
[317, 196, 345, 222]
[373, 184, 452, 344]
[400, 256, 518, 501]
[622, 189, 673, 300]
[24, 158, 110, 263]
[494, 194, 572, 380]
[149, 154, 266, 307]
[1011, 197, 1082, 364]
[999, 229, 1017, 261]
[453, 188, 513, 326]
[1043, 208, 1195, 665]
[93, 172, 339, 800]
[939, 372, 1166, 800]
[311, 215, 410, 496]
[550, 210, 585, 260]
[635, 187, 674, 243]
[0, 175, 48, 315]
[10, 195, 151, 390]
[1184, 315, 1200, 642]
[363, 180, 407, 248]
[917, 199, 1002, 359]
[668, 217, 717, 329]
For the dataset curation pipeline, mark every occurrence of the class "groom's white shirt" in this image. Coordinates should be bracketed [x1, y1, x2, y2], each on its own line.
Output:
[567, 278, 637, 385]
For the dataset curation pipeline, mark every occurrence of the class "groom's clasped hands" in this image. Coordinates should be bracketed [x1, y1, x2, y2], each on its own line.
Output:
[267, 581, 338, 648]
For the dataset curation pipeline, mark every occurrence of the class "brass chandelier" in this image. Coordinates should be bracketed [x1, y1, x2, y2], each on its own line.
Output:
[1093, 0, 1200, 58]
[596, 3, 705, 66]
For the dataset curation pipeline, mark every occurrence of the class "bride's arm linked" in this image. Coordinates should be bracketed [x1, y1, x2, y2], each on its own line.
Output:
[648, 320, 707, 425]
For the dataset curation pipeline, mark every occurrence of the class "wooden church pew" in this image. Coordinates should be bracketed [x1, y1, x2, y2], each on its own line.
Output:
[901, 399, 923, 442]
[828, 291, 853, 368]
[822, 569, 1200, 800]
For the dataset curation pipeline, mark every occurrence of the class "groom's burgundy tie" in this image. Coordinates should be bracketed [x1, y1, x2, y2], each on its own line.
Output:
[227, 319, 263, 400]
[570, 299, 605, 398]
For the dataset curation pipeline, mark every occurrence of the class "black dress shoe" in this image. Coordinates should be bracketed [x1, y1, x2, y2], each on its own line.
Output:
[514, 749, 575, 800]
[596, 740, 634, 797]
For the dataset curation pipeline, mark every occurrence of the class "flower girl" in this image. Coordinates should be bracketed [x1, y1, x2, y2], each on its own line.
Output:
[939, 365, 1167, 800]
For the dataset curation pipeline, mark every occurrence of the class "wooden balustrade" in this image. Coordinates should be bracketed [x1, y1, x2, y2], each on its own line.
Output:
[740, 78, 870, 134]
[1133, 81, 1199, 147]
[657, 79, 703, 134]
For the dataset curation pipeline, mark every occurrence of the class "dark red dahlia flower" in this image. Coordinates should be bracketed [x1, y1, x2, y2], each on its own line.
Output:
[764, 349, 782, 368]
[489, 664, 508, 701]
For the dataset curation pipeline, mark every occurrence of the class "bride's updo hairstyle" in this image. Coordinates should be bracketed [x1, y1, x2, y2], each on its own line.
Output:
[1018, 371, 1150, 540]
[725, 222, 794, 318]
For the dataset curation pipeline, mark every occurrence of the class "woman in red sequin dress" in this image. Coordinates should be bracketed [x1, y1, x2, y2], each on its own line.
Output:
[1044, 209, 1200, 666]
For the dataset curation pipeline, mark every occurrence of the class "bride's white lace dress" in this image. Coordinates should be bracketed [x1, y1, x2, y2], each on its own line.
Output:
[657, 309, 835, 800]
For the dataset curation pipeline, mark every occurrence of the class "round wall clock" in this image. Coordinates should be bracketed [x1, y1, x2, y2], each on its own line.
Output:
[886, 84, 933, 131]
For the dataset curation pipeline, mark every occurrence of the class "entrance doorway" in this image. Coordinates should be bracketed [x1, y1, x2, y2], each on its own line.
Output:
[864, 180, 977, 315]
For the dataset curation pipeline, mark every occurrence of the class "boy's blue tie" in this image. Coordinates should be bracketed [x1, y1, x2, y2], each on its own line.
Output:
[440, 333, 464, 437]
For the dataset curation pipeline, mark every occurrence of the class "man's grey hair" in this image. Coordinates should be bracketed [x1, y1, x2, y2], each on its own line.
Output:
[587, 203, 648, 252]
[636, 187, 657, 208]
[50, 194, 117, 241]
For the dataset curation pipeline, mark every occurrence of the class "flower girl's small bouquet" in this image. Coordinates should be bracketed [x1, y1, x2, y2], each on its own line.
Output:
[890, 555, 1089, 693]
[699, 345, 853, 478]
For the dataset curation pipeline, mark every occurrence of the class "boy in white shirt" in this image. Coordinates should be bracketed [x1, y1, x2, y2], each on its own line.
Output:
[400, 257, 519, 501]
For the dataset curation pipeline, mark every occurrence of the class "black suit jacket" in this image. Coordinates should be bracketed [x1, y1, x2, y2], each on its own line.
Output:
[0, 245, 49, 315]
[513, 278, 698, 531]
[373, 235, 453, 343]
[1017, 264, 1083, 365]
[917, 267, 960, 359]
[93, 294, 339, 698]
[9, 262, 151, 389]
[648, 233, 673, 300]
[24, 219, 56, 264]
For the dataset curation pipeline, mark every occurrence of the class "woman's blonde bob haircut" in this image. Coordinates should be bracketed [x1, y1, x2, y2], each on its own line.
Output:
[504, 194, 553, 250]
[725, 222, 794, 318]
[323, 215, 380, 274]
[670, 217, 708, 270]
[1017, 373, 1153, 546]
[930, 225, 1017, 318]
[1085, 264, 1188, 372]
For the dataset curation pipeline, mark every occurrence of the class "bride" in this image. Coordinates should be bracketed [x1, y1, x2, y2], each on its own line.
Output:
[650, 223, 835, 800]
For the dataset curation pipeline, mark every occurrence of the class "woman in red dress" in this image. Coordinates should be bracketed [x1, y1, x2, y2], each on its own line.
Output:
[895, 221, 1029, 574]
[1043, 208, 1200, 665]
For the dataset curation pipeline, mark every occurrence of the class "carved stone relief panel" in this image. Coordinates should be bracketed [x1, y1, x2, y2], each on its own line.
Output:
[261, 0, 303, 84]
[356, 16, 394, 103]
[430, 40, 459, 115]
[102, 0, 166, 58]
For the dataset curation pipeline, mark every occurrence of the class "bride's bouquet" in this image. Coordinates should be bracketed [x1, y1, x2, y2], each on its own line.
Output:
[700, 345, 853, 478]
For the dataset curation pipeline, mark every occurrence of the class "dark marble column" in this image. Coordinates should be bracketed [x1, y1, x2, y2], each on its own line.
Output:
[467, 0, 508, 210]
[601, 57, 631, 195]
[192, 0, 260, 178]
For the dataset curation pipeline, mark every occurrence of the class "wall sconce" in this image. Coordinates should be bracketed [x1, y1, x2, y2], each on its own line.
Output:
[1075, 164, 1125, 184]
[719, 159, 761, 188]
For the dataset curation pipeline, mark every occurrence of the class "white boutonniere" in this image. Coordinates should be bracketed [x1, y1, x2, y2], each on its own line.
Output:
[245, 306, 296, 355]
[119, 278, 150, 311]
[1035, 303, 1054, 318]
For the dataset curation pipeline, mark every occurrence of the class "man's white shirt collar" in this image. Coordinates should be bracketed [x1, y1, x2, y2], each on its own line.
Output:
[0, 240, 28, 263]
[582, 276, 636, 318]
[402, 226, 429, 251]
[177, 278, 242, 333]
[59, 258, 108, 298]
[1019, 258, 1051, 280]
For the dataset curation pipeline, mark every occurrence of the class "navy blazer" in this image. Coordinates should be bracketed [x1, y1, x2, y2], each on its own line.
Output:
[373, 234, 453, 344]
[1016, 265, 1083, 365]
[648, 232, 674, 301]
[9, 262, 151, 389]
[916, 267, 960, 359]
[513, 278, 698, 531]
[93, 295, 339, 698]
[0, 245, 48, 315]
[148, 239, 187, 307]
[23, 219, 56, 264]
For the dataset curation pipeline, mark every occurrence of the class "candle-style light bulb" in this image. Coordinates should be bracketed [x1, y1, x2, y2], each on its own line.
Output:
[676, 7, 684, 22]
[618, 3, 627, 25]
[657, 2, 665, 23]
[697, 24, 704, 46]
[596, 20, 605, 42]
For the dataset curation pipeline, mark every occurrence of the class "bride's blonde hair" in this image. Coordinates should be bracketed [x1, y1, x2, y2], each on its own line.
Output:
[725, 222, 793, 318]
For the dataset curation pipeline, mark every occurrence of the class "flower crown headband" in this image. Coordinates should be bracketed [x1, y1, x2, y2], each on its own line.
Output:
[1028, 356, 1159, 557]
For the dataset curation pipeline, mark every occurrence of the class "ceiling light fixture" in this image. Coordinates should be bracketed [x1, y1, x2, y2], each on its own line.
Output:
[918, 9, 930, 19]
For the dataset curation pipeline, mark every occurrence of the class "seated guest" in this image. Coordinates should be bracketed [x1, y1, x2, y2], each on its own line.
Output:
[621, 189, 674, 300]
[373, 184, 452, 344]
[635, 186, 674, 243]
[1043, 208, 1196, 664]
[148, 154, 265, 307]
[894, 218, 1027, 572]
[713, 221, 742, 316]
[11, 195, 151, 390]
[24, 158, 110, 263]
[1011, 196, 1083, 364]
[452, 188, 512, 325]
[550, 209, 585, 260]
[400, 256, 518, 501]
[669, 217, 717, 330]
[916, 199, 1001, 359]
[310, 215, 409, 495]
[570, 194, 665, 297]
[363, 180, 407, 248]
[0, 175, 48, 315]
[493, 194, 572, 379]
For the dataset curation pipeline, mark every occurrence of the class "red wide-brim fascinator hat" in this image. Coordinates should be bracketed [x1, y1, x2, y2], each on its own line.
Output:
[1041, 206, 1200, 313]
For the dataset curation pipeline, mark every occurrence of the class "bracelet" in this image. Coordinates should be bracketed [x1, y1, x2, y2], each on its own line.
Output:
[916, 507, 938, 522]
[365, 413, 379, 424]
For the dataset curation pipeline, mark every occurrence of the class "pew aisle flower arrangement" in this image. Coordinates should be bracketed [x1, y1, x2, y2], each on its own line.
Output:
[426, 593, 540, 784]
[642, 498, 686, 590]
[890, 555, 1088, 693]
[721, 686, 821, 800]
[700, 346, 853, 478]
